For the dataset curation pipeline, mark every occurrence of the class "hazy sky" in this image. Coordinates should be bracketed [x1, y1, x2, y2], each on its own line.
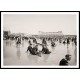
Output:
[3, 13, 77, 35]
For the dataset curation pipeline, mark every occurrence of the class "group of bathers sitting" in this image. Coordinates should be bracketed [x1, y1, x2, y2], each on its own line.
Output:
[16, 37, 72, 65]
[27, 42, 72, 66]
[27, 39, 51, 56]
[27, 44, 40, 55]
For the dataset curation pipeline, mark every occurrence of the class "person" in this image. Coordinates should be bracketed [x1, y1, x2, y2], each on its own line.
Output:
[67, 37, 70, 44]
[63, 40, 66, 44]
[27, 44, 33, 54]
[74, 37, 77, 45]
[28, 39, 32, 45]
[51, 39, 56, 47]
[59, 54, 71, 66]
[16, 36, 21, 44]
[27, 44, 41, 57]
[33, 38, 37, 44]
[59, 39, 62, 43]
[42, 45, 51, 54]
[32, 45, 38, 55]
[42, 38, 47, 45]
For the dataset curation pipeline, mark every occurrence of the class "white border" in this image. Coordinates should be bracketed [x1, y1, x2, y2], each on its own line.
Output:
[1, 12, 78, 15]
[1, 12, 79, 68]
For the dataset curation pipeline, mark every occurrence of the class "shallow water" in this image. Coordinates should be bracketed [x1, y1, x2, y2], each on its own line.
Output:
[3, 39, 77, 66]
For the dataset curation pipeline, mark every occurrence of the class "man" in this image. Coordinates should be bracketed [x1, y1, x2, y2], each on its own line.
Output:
[28, 39, 32, 45]
[42, 38, 47, 45]
[51, 40, 56, 47]
[59, 54, 71, 66]
[67, 37, 70, 44]
[42, 45, 51, 54]
[27, 44, 33, 54]
[27, 44, 41, 57]
[32, 45, 38, 55]
[33, 38, 37, 44]
[16, 36, 21, 44]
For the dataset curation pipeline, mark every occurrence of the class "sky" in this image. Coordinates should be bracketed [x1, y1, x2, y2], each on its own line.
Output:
[3, 13, 77, 35]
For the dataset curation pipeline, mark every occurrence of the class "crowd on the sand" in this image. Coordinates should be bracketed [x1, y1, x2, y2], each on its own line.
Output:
[4, 35, 77, 66]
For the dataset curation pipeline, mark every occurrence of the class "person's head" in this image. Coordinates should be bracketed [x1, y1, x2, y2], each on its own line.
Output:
[65, 54, 71, 61]
[29, 44, 32, 46]
[35, 44, 38, 48]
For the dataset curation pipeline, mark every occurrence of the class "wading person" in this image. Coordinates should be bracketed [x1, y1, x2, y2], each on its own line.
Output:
[27, 44, 41, 57]
[16, 36, 21, 44]
[42, 38, 47, 46]
[51, 39, 56, 47]
[67, 37, 70, 44]
[32, 45, 41, 57]
[63, 40, 66, 44]
[33, 38, 37, 44]
[74, 37, 77, 45]
[42, 45, 51, 54]
[27, 44, 33, 54]
[59, 54, 71, 66]
[28, 39, 32, 45]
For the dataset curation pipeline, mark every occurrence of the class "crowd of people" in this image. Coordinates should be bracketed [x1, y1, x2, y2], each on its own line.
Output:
[4, 35, 77, 66]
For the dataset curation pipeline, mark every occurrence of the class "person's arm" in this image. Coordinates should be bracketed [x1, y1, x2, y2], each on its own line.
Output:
[59, 61, 61, 65]
[66, 61, 69, 65]
[27, 47, 29, 52]
[66, 62, 68, 65]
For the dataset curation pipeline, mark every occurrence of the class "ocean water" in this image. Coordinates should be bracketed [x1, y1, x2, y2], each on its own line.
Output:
[3, 39, 77, 66]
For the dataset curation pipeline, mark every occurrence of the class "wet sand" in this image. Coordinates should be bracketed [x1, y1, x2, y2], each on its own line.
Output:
[3, 39, 77, 66]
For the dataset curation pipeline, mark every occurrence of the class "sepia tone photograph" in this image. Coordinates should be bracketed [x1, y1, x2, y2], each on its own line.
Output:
[1, 12, 79, 68]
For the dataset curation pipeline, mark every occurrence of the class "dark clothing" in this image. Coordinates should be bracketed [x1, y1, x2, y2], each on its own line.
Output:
[28, 40, 32, 45]
[42, 47, 51, 54]
[74, 37, 77, 45]
[16, 37, 21, 44]
[27, 46, 33, 54]
[63, 41, 66, 44]
[51, 42, 55, 47]
[32, 46, 38, 55]
[59, 39, 61, 43]
[27, 46, 39, 55]
[59, 58, 68, 66]
[33, 39, 37, 44]
[67, 38, 70, 44]
[42, 41, 47, 45]
[42, 39, 47, 45]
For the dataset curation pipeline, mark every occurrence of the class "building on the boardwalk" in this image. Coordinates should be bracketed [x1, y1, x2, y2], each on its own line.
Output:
[38, 31, 64, 38]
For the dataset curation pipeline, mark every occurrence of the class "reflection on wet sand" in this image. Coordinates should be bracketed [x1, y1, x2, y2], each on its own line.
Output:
[16, 44, 21, 60]
[42, 54, 50, 62]
[3, 39, 77, 66]
[27, 54, 38, 63]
